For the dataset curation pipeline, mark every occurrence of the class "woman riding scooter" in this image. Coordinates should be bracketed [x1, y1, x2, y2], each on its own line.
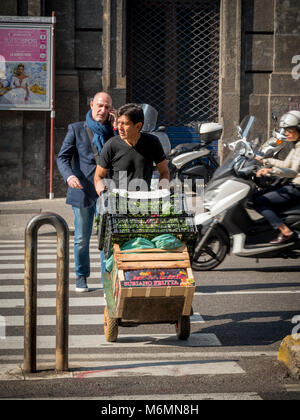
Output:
[254, 110, 300, 245]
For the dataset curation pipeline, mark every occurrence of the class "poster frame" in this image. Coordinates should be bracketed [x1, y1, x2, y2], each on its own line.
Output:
[0, 16, 53, 111]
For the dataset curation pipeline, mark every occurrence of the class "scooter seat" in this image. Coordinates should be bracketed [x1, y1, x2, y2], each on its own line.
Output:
[174, 143, 202, 152]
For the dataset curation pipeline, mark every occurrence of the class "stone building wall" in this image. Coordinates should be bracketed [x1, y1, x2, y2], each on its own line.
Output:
[0, 1, 48, 201]
[0, 0, 299, 201]
[0, 0, 105, 201]
[241, 0, 300, 137]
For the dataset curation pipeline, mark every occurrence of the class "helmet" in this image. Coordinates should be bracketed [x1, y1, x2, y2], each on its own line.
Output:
[279, 110, 300, 130]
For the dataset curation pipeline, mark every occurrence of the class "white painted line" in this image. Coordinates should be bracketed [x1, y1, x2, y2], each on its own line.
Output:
[0, 262, 101, 269]
[0, 239, 98, 244]
[74, 359, 244, 378]
[115, 392, 262, 400]
[0, 244, 99, 250]
[195, 291, 300, 296]
[1, 273, 299, 296]
[0, 393, 262, 400]
[0, 250, 24, 254]
[285, 384, 300, 392]
[0, 297, 105, 308]
[2, 314, 104, 326]
[0, 284, 102, 292]
[0, 253, 101, 260]
[3, 312, 204, 327]
[190, 313, 205, 323]
[0, 272, 101, 280]
[0, 333, 221, 350]
[0, 240, 99, 245]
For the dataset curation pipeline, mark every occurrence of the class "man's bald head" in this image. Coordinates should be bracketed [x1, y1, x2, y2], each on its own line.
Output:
[90, 92, 113, 123]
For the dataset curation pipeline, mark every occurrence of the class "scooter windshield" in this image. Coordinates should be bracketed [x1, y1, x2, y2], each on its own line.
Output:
[140, 104, 158, 132]
[225, 115, 264, 157]
[241, 115, 264, 146]
[211, 115, 264, 181]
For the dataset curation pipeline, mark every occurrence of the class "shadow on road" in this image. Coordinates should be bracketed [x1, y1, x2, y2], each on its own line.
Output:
[196, 282, 300, 294]
[194, 310, 299, 347]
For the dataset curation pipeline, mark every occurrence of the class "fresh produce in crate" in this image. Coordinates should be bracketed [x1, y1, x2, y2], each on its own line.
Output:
[96, 189, 197, 257]
[103, 213, 196, 258]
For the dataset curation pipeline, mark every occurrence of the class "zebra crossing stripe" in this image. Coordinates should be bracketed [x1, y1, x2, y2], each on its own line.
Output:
[0, 262, 99, 269]
[3, 314, 104, 326]
[0, 239, 99, 243]
[0, 297, 105, 308]
[0, 272, 100, 279]
[0, 393, 263, 400]
[0, 284, 102, 292]
[0, 253, 101, 260]
[0, 313, 203, 327]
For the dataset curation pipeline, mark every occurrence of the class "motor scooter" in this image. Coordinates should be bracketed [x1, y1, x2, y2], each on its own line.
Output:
[192, 115, 300, 271]
[168, 121, 223, 191]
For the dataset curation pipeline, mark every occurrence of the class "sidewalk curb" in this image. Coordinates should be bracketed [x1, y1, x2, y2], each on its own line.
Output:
[0, 198, 74, 240]
[277, 334, 300, 378]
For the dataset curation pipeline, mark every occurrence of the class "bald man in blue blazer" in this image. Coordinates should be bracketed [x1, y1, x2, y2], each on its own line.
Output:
[57, 92, 117, 292]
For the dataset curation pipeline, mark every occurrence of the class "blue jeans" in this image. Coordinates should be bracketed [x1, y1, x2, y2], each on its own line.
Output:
[72, 204, 107, 286]
[253, 183, 300, 229]
[72, 204, 96, 278]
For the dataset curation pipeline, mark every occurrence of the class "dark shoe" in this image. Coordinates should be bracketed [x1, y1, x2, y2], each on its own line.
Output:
[269, 232, 295, 245]
[75, 276, 88, 292]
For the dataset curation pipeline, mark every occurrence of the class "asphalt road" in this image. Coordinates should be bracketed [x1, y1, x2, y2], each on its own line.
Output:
[0, 236, 300, 402]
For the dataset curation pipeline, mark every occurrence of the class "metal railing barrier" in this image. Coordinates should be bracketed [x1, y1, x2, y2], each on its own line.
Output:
[24, 212, 69, 373]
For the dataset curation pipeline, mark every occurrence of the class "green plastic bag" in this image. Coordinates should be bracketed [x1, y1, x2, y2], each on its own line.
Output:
[120, 237, 154, 250]
[151, 234, 182, 250]
[105, 256, 114, 272]
[105, 237, 154, 272]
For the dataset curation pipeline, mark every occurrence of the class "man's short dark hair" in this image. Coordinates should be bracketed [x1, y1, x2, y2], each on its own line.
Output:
[118, 103, 144, 125]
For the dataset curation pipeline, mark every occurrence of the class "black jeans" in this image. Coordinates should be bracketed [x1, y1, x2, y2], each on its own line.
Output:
[253, 183, 300, 230]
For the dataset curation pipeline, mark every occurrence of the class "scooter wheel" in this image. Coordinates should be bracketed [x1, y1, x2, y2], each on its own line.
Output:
[175, 315, 190, 340]
[192, 226, 228, 271]
[104, 305, 118, 342]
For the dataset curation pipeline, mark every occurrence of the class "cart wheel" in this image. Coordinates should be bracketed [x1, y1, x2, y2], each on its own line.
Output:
[104, 305, 118, 342]
[175, 315, 190, 340]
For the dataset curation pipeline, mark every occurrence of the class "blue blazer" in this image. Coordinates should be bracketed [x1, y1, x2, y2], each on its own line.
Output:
[57, 121, 111, 208]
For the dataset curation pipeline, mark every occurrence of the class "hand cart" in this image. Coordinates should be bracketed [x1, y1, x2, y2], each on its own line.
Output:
[97, 189, 197, 342]
[103, 243, 195, 342]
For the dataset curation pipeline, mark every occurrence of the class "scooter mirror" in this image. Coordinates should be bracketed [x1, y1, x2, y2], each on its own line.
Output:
[237, 126, 243, 137]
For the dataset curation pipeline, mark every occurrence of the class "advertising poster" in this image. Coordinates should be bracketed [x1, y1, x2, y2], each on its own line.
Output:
[0, 23, 52, 110]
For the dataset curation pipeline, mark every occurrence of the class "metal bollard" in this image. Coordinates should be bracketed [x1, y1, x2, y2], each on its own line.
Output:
[24, 212, 69, 373]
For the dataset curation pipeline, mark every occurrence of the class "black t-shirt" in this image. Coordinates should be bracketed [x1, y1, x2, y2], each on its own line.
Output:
[98, 133, 166, 190]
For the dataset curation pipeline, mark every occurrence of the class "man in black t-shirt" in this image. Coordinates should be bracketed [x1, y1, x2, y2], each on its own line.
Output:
[94, 103, 169, 193]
